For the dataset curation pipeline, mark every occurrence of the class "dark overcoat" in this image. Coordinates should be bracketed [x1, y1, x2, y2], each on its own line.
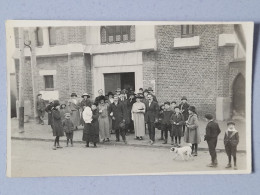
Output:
[82, 109, 100, 143]
[171, 113, 185, 137]
[37, 99, 46, 117]
[45, 103, 54, 125]
[179, 102, 190, 121]
[224, 130, 239, 147]
[52, 109, 64, 137]
[144, 101, 159, 123]
[205, 121, 221, 141]
[109, 102, 126, 129]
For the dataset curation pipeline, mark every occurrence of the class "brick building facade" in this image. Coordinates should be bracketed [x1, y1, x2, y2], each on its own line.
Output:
[11, 24, 246, 120]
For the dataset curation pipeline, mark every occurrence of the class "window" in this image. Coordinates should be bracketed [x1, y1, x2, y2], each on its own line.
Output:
[100, 26, 135, 44]
[44, 75, 54, 90]
[181, 25, 194, 37]
[36, 27, 43, 46]
[48, 27, 56, 45]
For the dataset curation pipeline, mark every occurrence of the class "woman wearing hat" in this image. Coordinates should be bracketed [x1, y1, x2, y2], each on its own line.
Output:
[68, 93, 80, 130]
[131, 93, 146, 140]
[52, 100, 64, 150]
[126, 91, 136, 134]
[98, 95, 110, 142]
[107, 92, 114, 134]
[45, 99, 54, 128]
[184, 106, 201, 156]
[80, 93, 91, 126]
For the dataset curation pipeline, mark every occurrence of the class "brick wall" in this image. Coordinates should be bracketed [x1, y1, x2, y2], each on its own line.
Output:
[154, 24, 235, 116]
[55, 27, 86, 45]
[84, 54, 93, 98]
[142, 51, 156, 91]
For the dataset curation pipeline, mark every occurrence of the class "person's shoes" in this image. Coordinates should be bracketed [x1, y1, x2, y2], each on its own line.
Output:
[56, 146, 63, 149]
[234, 165, 238, 170]
[52, 146, 57, 150]
[135, 137, 139, 140]
[163, 140, 167, 144]
[225, 163, 232, 168]
[150, 140, 154, 145]
[193, 152, 198, 156]
[171, 141, 174, 145]
[207, 163, 217, 167]
[139, 137, 143, 140]
[106, 138, 110, 142]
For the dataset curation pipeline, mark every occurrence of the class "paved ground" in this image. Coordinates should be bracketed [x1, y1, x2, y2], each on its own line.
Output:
[10, 118, 247, 151]
[10, 140, 248, 177]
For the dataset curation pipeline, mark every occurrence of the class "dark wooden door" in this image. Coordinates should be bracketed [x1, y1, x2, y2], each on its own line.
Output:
[232, 74, 245, 116]
[104, 73, 121, 95]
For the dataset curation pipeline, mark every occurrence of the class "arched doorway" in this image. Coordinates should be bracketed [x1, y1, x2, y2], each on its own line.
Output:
[232, 73, 245, 117]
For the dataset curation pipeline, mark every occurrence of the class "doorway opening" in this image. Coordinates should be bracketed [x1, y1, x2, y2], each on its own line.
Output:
[232, 73, 245, 117]
[104, 72, 135, 95]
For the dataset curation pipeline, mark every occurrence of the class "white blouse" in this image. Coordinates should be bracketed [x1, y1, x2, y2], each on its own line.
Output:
[82, 106, 92, 123]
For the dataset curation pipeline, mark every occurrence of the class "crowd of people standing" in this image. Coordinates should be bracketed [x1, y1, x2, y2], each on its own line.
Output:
[35, 86, 239, 169]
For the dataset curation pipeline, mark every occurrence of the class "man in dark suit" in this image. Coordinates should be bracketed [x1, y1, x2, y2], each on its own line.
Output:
[204, 114, 221, 167]
[109, 95, 127, 143]
[147, 87, 158, 103]
[145, 94, 159, 144]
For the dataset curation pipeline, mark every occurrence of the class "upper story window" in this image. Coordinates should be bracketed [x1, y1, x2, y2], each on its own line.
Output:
[181, 25, 194, 37]
[44, 75, 54, 91]
[101, 26, 135, 44]
[36, 27, 43, 47]
[48, 27, 56, 45]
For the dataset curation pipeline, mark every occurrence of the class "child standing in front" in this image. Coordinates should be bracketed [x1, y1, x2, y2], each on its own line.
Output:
[224, 121, 239, 170]
[170, 106, 184, 146]
[161, 102, 174, 144]
[62, 113, 74, 147]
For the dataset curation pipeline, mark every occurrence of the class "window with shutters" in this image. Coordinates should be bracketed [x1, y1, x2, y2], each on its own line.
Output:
[181, 25, 194, 37]
[48, 27, 56, 45]
[44, 75, 54, 90]
[100, 26, 135, 44]
[36, 27, 43, 47]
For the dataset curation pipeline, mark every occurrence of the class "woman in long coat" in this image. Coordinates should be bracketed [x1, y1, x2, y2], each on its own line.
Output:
[80, 93, 91, 126]
[131, 93, 146, 140]
[184, 106, 201, 156]
[98, 96, 110, 142]
[45, 99, 54, 128]
[82, 102, 100, 147]
[170, 106, 184, 146]
[52, 100, 64, 150]
[68, 93, 80, 130]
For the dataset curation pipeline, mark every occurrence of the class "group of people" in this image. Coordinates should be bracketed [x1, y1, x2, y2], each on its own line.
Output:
[36, 87, 240, 169]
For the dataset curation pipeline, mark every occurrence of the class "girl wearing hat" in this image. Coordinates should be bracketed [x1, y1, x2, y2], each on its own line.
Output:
[131, 93, 146, 140]
[68, 93, 80, 130]
[60, 102, 70, 122]
[184, 106, 201, 156]
[98, 95, 110, 142]
[52, 100, 64, 150]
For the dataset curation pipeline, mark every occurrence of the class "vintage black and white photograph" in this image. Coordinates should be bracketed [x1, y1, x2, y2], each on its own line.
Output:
[6, 21, 253, 177]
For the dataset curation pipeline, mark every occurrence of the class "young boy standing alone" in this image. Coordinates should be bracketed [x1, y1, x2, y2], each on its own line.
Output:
[224, 121, 239, 170]
[204, 114, 221, 167]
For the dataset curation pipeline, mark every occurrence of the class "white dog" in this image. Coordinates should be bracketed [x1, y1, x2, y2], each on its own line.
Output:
[170, 143, 193, 161]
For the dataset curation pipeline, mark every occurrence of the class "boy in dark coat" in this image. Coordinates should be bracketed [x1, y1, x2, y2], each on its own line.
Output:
[224, 121, 239, 170]
[161, 102, 174, 144]
[204, 114, 221, 167]
[63, 113, 74, 147]
[170, 106, 184, 146]
[179, 96, 190, 134]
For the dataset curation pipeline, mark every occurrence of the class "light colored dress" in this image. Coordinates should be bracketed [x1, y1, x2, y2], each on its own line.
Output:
[132, 102, 146, 137]
[68, 98, 80, 128]
[98, 103, 110, 140]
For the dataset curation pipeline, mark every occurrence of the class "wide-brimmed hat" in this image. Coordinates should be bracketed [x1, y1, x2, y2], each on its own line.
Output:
[164, 101, 170, 106]
[60, 101, 67, 107]
[171, 101, 177, 104]
[188, 106, 196, 113]
[53, 100, 60, 107]
[205, 113, 214, 120]
[81, 93, 90, 98]
[181, 96, 187, 101]
[37, 93, 42, 97]
[174, 106, 180, 110]
[71, 93, 77, 97]
[135, 93, 144, 99]
[227, 121, 236, 126]
[107, 91, 114, 96]
[147, 87, 153, 91]
[115, 88, 121, 92]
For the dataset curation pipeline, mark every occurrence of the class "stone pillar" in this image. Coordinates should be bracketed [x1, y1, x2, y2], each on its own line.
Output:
[216, 97, 231, 121]
[42, 27, 49, 47]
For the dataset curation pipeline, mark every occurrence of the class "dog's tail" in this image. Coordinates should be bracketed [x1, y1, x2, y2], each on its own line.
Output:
[187, 143, 192, 148]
